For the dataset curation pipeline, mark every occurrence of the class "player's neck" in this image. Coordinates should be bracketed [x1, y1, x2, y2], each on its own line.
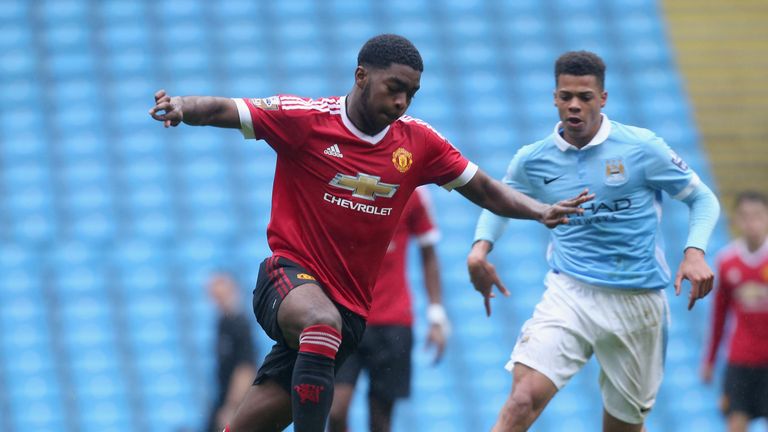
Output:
[745, 235, 767, 253]
[562, 118, 602, 149]
[345, 92, 385, 136]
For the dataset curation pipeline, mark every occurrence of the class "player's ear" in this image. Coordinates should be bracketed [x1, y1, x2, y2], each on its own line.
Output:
[553, 90, 557, 106]
[354, 66, 368, 89]
[601, 90, 608, 108]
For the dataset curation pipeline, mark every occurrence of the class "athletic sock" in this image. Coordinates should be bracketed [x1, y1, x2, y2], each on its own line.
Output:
[291, 324, 342, 431]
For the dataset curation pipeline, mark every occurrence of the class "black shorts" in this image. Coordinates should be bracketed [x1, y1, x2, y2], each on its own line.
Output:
[252, 255, 366, 393]
[723, 364, 768, 419]
[335, 325, 413, 401]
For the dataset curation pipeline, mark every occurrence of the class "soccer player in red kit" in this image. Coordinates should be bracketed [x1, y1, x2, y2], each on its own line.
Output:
[702, 191, 768, 432]
[149, 34, 592, 432]
[329, 187, 449, 432]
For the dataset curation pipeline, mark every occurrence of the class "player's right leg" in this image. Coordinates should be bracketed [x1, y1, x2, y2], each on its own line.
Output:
[230, 256, 365, 432]
[493, 271, 593, 431]
[492, 364, 557, 432]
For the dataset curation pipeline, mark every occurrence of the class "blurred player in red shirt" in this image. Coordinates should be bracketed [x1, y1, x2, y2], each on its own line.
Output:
[149, 34, 590, 432]
[702, 191, 768, 431]
[329, 187, 449, 432]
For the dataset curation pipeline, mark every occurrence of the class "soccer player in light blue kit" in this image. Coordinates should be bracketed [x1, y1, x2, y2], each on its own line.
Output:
[467, 51, 721, 432]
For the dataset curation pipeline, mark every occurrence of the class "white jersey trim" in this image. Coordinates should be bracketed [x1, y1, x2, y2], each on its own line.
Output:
[339, 95, 389, 145]
[553, 113, 612, 152]
[719, 238, 768, 268]
[671, 173, 701, 201]
[233, 98, 255, 139]
[416, 228, 441, 247]
[441, 162, 479, 191]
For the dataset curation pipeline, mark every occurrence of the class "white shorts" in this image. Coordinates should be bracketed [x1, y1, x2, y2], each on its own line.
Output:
[507, 271, 669, 424]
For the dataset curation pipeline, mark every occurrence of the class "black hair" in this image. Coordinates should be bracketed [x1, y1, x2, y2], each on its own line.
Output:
[555, 51, 606, 89]
[735, 190, 768, 208]
[357, 34, 424, 72]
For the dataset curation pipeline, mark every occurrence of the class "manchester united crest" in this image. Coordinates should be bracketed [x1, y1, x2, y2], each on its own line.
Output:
[392, 147, 413, 173]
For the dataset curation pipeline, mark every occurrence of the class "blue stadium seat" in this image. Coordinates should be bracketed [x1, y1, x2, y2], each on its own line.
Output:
[97, 0, 145, 22]
[0, 0, 27, 21]
[0, 79, 41, 112]
[43, 22, 91, 52]
[100, 22, 152, 50]
[38, 0, 89, 22]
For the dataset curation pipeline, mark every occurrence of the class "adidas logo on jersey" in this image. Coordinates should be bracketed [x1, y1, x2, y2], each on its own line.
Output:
[323, 144, 343, 158]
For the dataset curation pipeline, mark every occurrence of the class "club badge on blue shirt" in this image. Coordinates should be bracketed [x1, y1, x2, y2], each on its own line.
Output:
[604, 158, 628, 186]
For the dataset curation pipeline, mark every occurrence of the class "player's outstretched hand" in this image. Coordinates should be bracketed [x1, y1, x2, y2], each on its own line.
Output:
[426, 324, 448, 364]
[674, 247, 714, 310]
[149, 89, 183, 128]
[467, 252, 509, 317]
[539, 189, 594, 228]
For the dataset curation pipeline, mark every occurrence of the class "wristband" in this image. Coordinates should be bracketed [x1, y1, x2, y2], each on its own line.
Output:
[427, 304, 451, 336]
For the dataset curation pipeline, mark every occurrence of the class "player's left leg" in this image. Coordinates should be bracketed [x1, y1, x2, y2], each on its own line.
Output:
[228, 378, 292, 431]
[594, 288, 668, 432]
[602, 409, 644, 432]
[328, 346, 366, 432]
[369, 395, 395, 432]
[725, 413, 750, 432]
[366, 325, 413, 432]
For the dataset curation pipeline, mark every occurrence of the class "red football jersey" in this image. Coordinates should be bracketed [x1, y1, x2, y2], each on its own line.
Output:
[367, 187, 439, 326]
[233, 95, 476, 318]
[705, 239, 768, 367]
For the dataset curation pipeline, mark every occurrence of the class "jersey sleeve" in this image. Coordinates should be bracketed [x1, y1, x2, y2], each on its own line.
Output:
[417, 125, 477, 191]
[502, 146, 535, 195]
[232, 95, 311, 153]
[408, 188, 440, 246]
[473, 148, 532, 243]
[705, 254, 733, 367]
[643, 136, 700, 200]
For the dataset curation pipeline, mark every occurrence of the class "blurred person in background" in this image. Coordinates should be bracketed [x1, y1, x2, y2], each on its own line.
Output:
[149, 34, 590, 432]
[467, 51, 720, 432]
[328, 187, 450, 432]
[205, 272, 257, 432]
[702, 191, 768, 432]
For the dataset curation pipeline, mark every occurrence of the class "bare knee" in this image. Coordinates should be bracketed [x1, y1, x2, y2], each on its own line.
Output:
[494, 364, 558, 431]
[301, 307, 342, 331]
[277, 284, 342, 346]
[502, 390, 536, 419]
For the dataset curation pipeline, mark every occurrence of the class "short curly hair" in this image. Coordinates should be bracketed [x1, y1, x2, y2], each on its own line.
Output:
[555, 51, 606, 89]
[357, 34, 424, 72]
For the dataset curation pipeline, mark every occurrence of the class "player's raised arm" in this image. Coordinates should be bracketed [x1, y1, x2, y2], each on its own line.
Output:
[456, 169, 593, 228]
[149, 89, 240, 129]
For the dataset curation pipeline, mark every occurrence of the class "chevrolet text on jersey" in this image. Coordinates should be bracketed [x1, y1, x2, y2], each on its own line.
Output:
[323, 193, 393, 216]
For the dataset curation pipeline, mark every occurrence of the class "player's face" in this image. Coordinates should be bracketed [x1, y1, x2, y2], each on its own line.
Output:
[736, 200, 768, 243]
[554, 74, 607, 146]
[356, 63, 421, 133]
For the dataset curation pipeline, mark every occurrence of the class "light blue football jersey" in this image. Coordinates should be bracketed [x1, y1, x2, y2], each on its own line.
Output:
[475, 115, 700, 290]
